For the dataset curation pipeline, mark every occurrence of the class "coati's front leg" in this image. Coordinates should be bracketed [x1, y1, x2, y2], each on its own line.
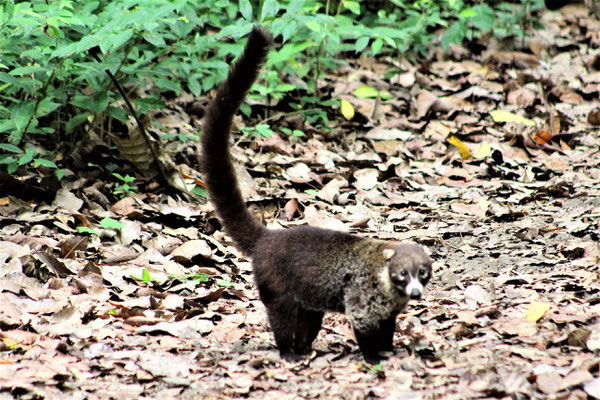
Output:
[379, 316, 397, 352]
[293, 308, 324, 354]
[346, 293, 397, 363]
[354, 323, 393, 364]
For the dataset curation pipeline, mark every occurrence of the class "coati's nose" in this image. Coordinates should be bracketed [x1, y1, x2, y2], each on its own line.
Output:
[406, 277, 424, 300]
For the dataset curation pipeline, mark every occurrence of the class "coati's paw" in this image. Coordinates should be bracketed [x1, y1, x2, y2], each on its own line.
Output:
[363, 351, 391, 365]
[280, 352, 306, 362]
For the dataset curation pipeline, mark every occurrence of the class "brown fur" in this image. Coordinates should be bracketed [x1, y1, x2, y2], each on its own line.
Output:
[201, 26, 432, 363]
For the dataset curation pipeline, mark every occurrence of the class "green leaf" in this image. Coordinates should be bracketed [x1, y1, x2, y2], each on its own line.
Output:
[305, 21, 321, 32]
[142, 268, 151, 283]
[355, 36, 369, 53]
[342, 1, 360, 15]
[471, 4, 495, 33]
[18, 148, 35, 166]
[260, 0, 279, 20]
[379, 90, 393, 100]
[441, 21, 466, 51]
[77, 226, 99, 235]
[371, 38, 383, 55]
[286, 0, 305, 15]
[142, 31, 166, 47]
[11, 101, 35, 135]
[37, 98, 60, 117]
[459, 8, 478, 19]
[291, 129, 305, 137]
[217, 278, 234, 288]
[191, 186, 207, 198]
[0, 143, 23, 153]
[239, 0, 252, 20]
[86, 92, 109, 115]
[354, 85, 378, 98]
[33, 158, 58, 169]
[100, 217, 123, 230]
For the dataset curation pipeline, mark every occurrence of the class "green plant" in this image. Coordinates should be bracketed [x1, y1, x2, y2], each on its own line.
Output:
[77, 226, 99, 235]
[241, 123, 275, 138]
[0, 0, 545, 181]
[100, 217, 123, 230]
[217, 277, 234, 288]
[112, 173, 138, 197]
[168, 272, 209, 282]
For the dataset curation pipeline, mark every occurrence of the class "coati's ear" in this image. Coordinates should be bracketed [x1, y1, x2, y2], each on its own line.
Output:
[383, 249, 395, 260]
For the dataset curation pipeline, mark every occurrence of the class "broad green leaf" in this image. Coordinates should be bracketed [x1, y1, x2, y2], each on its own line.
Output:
[371, 38, 383, 55]
[77, 226, 99, 235]
[471, 4, 495, 32]
[18, 148, 35, 166]
[34, 158, 58, 169]
[286, 0, 305, 15]
[354, 85, 378, 98]
[305, 21, 321, 32]
[491, 110, 535, 126]
[191, 186, 207, 198]
[340, 99, 355, 120]
[142, 269, 151, 282]
[142, 31, 165, 47]
[12, 101, 35, 134]
[441, 20, 465, 51]
[355, 36, 369, 53]
[342, 0, 360, 15]
[37, 98, 60, 117]
[100, 217, 123, 230]
[379, 90, 393, 100]
[261, 0, 279, 20]
[459, 8, 477, 18]
[0, 155, 16, 165]
[0, 143, 22, 153]
[217, 278, 234, 288]
[239, 0, 252, 20]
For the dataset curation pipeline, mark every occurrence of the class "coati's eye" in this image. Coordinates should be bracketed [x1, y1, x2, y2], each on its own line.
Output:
[418, 266, 430, 278]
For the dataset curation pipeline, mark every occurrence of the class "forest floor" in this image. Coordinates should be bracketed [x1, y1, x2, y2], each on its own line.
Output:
[2, 4, 600, 400]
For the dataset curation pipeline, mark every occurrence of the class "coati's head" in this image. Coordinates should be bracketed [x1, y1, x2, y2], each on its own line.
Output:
[383, 243, 432, 300]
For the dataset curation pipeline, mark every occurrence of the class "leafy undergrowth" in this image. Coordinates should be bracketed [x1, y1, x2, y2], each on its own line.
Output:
[2, 5, 600, 400]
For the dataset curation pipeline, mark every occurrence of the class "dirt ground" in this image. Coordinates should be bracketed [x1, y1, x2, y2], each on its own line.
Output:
[1, 4, 600, 400]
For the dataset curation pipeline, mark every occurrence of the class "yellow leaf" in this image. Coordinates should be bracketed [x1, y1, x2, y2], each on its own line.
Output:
[473, 141, 492, 158]
[340, 99, 355, 120]
[526, 302, 550, 322]
[491, 110, 535, 126]
[448, 135, 471, 160]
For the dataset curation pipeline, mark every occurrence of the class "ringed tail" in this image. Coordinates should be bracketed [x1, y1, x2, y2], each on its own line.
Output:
[201, 26, 272, 254]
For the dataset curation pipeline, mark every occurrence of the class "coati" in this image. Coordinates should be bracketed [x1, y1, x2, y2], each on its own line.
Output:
[201, 26, 432, 363]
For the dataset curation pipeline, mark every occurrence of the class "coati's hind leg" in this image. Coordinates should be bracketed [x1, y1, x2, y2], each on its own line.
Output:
[259, 288, 300, 359]
[264, 302, 299, 358]
[293, 308, 324, 354]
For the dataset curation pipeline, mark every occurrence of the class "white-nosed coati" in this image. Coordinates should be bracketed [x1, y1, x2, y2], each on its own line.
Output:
[201, 26, 432, 363]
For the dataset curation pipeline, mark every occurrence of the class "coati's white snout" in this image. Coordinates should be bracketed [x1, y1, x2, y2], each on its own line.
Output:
[406, 277, 424, 299]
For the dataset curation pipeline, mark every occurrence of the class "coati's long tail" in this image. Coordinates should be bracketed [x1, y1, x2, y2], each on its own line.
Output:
[201, 26, 272, 254]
